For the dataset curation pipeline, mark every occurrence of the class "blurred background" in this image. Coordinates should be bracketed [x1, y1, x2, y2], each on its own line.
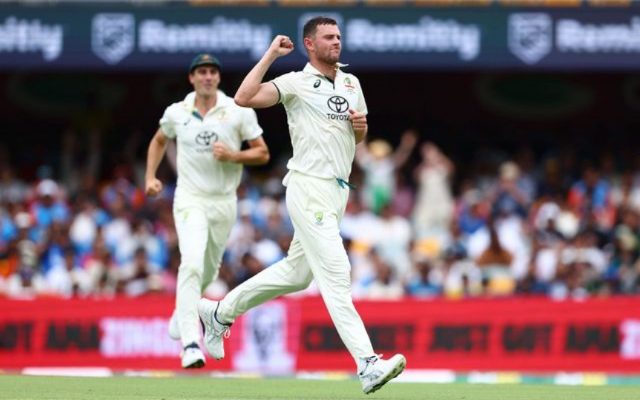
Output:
[2, 0, 640, 380]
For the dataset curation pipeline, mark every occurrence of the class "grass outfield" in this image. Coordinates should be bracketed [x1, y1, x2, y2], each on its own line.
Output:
[0, 375, 638, 400]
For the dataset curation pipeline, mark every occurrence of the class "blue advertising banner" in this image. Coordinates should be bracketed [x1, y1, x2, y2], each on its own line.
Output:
[0, 6, 639, 71]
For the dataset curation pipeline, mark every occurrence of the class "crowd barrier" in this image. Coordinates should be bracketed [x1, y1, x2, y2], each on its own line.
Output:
[2, 296, 640, 373]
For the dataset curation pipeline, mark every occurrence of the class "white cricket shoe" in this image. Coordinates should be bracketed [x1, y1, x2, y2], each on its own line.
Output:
[181, 343, 205, 369]
[358, 354, 406, 395]
[197, 298, 231, 360]
[168, 310, 180, 340]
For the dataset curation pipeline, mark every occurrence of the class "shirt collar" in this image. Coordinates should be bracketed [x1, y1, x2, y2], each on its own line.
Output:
[303, 62, 349, 77]
[183, 90, 230, 113]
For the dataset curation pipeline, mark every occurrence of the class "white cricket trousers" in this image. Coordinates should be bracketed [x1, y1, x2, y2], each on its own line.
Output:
[218, 171, 375, 362]
[174, 189, 236, 347]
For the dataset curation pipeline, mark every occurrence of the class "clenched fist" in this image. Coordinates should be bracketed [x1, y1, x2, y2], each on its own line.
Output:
[213, 142, 237, 162]
[145, 177, 163, 197]
[267, 35, 294, 58]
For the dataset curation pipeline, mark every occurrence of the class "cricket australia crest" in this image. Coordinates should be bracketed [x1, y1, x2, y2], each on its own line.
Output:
[92, 13, 135, 65]
[508, 13, 552, 65]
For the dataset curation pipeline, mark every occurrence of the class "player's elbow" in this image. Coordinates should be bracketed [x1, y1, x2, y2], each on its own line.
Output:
[234, 94, 250, 108]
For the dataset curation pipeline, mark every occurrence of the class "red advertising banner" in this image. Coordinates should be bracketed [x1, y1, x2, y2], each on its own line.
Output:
[2, 296, 640, 372]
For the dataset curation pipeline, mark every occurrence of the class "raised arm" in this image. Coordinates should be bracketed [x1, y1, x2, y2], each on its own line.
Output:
[392, 130, 418, 168]
[234, 35, 294, 109]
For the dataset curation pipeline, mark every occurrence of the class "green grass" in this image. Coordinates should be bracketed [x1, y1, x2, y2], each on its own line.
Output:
[0, 375, 638, 400]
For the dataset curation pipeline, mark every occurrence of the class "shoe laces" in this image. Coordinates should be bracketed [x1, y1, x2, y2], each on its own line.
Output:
[220, 324, 231, 339]
[359, 354, 382, 376]
[213, 305, 232, 339]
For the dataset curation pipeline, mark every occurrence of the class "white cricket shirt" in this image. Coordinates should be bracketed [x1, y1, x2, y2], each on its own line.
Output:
[159, 90, 263, 197]
[271, 63, 367, 181]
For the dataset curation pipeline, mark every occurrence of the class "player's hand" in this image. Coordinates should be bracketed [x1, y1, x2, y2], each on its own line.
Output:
[145, 177, 163, 197]
[213, 142, 237, 162]
[267, 35, 294, 58]
[349, 109, 367, 135]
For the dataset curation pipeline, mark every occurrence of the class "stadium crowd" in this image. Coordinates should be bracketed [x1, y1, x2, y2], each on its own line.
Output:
[1, 129, 640, 300]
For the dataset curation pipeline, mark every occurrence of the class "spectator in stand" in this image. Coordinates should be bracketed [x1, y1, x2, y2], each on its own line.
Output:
[488, 161, 529, 219]
[474, 220, 515, 295]
[513, 147, 538, 204]
[356, 130, 417, 215]
[537, 157, 566, 198]
[0, 166, 29, 205]
[30, 179, 70, 244]
[568, 165, 614, 231]
[606, 224, 638, 294]
[227, 203, 257, 269]
[45, 245, 90, 297]
[553, 230, 607, 299]
[610, 171, 640, 214]
[82, 236, 119, 297]
[519, 199, 566, 294]
[122, 218, 168, 271]
[413, 141, 455, 239]
[121, 247, 161, 297]
[41, 221, 73, 277]
[102, 193, 132, 266]
[0, 204, 17, 278]
[405, 258, 441, 298]
[250, 228, 282, 267]
[69, 194, 109, 257]
[151, 198, 179, 251]
[375, 204, 412, 282]
[5, 215, 44, 298]
[456, 183, 489, 236]
[440, 244, 482, 299]
[390, 171, 415, 219]
[101, 165, 146, 211]
[354, 249, 404, 300]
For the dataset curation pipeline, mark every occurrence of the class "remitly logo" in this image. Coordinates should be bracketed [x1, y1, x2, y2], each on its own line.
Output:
[0, 16, 63, 61]
[326, 95, 350, 121]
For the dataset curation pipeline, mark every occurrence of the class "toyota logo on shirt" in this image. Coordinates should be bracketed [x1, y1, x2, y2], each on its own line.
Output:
[327, 96, 349, 113]
[196, 130, 218, 146]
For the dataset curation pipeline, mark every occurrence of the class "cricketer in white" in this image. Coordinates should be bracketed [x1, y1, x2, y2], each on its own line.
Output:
[145, 53, 269, 369]
[197, 17, 406, 394]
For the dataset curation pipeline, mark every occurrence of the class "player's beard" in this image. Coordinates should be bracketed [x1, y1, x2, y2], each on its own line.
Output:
[318, 47, 341, 65]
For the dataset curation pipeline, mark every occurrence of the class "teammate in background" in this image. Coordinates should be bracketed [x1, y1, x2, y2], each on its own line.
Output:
[145, 54, 269, 369]
[197, 17, 406, 394]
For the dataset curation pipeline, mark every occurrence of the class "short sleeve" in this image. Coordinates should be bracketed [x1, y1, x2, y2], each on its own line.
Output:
[159, 106, 177, 139]
[270, 72, 298, 105]
[240, 107, 264, 142]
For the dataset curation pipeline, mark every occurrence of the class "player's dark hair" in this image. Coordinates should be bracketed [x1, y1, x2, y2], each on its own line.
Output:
[303, 16, 338, 38]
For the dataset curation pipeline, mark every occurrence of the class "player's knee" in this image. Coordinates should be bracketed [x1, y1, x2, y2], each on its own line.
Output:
[293, 275, 314, 291]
